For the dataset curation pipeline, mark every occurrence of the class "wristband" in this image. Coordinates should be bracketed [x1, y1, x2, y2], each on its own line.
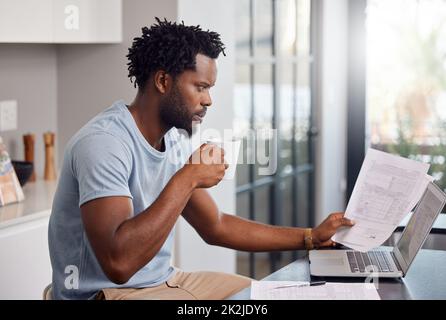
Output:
[304, 228, 314, 250]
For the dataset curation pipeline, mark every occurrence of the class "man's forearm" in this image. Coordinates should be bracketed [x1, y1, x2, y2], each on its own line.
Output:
[208, 213, 307, 251]
[111, 168, 195, 280]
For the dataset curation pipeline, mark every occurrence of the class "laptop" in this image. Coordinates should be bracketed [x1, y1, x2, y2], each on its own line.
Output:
[309, 182, 446, 278]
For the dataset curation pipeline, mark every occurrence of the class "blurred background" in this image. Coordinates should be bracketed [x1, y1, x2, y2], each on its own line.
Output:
[0, 0, 445, 298]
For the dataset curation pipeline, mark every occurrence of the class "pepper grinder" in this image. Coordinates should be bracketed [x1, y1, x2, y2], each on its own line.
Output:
[23, 133, 36, 182]
[43, 132, 57, 181]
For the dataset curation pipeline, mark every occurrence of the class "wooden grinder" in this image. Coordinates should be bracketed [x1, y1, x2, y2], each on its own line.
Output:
[23, 133, 36, 182]
[43, 132, 57, 181]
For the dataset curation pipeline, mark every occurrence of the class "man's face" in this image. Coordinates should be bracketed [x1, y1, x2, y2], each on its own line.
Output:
[159, 53, 217, 136]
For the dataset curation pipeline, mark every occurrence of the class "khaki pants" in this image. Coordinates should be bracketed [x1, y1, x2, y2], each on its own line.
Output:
[98, 270, 252, 300]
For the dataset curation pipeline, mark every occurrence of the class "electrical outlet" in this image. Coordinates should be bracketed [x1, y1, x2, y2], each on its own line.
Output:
[0, 100, 18, 131]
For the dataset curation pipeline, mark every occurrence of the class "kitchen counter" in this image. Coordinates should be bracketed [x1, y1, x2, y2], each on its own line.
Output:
[0, 179, 57, 299]
[0, 180, 57, 230]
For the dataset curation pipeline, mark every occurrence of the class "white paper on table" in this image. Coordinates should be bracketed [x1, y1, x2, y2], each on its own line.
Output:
[332, 148, 431, 252]
[250, 281, 380, 300]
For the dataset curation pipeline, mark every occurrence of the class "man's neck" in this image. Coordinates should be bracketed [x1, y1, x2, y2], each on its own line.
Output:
[128, 92, 169, 152]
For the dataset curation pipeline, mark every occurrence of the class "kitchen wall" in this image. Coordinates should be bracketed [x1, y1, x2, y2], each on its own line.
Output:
[175, 0, 236, 273]
[0, 44, 58, 178]
[57, 0, 177, 163]
[0, 0, 174, 176]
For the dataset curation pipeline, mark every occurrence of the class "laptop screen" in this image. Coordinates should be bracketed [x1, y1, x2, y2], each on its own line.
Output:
[397, 183, 446, 267]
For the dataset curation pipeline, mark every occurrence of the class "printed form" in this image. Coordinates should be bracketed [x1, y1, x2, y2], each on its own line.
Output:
[250, 281, 380, 300]
[332, 149, 431, 252]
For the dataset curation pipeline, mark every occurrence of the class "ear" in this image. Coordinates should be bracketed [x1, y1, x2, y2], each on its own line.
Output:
[153, 70, 172, 94]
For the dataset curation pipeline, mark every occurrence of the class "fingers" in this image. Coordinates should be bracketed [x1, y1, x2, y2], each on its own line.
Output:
[201, 143, 214, 153]
[200, 145, 226, 165]
[319, 239, 334, 247]
[330, 212, 345, 220]
[335, 217, 355, 227]
[328, 212, 355, 225]
[319, 239, 342, 248]
[207, 145, 225, 157]
[220, 148, 225, 164]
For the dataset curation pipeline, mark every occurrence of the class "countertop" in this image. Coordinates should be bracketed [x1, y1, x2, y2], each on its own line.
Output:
[228, 248, 446, 300]
[0, 180, 57, 230]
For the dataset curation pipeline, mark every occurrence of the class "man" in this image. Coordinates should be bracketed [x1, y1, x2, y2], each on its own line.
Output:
[48, 18, 354, 300]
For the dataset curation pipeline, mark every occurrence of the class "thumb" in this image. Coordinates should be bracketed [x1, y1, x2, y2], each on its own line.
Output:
[341, 218, 355, 226]
[319, 239, 335, 247]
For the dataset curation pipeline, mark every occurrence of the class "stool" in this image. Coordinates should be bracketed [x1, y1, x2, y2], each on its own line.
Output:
[42, 284, 53, 300]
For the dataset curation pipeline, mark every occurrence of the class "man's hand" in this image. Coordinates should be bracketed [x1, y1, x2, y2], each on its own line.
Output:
[312, 212, 355, 248]
[182, 143, 229, 188]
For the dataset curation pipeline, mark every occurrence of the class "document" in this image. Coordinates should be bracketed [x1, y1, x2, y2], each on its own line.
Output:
[332, 148, 431, 252]
[250, 281, 380, 300]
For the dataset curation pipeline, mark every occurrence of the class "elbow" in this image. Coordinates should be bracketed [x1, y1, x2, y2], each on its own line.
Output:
[200, 214, 229, 246]
[103, 259, 133, 285]
[201, 228, 223, 246]
[106, 270, 131, 285]
[203, 234, 217, 246]
[102, 253, 158, 285]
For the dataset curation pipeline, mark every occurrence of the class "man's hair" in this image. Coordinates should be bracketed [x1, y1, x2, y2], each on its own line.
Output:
[127, 17, 226, 89]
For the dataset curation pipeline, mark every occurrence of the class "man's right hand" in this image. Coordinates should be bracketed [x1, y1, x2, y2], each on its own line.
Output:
[182, 143, 228, 188]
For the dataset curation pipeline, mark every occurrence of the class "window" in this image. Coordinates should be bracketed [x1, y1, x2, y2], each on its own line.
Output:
[348, 0, 446, 212]
[234, 0, 316, 279]
[367, 0, 446, 196]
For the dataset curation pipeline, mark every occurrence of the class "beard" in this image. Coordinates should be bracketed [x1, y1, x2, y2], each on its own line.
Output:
[159, 85, 195, 136]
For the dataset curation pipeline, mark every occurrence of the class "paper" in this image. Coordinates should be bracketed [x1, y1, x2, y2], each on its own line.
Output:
[332, 148, 431, 252]
[250, 281, 380, 300]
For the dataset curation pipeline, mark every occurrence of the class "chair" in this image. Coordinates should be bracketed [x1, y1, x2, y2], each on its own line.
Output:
[42, 284, 53, 300]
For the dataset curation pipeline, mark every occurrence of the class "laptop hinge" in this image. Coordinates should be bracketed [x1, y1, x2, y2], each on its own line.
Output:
[390, 251, 403, 272]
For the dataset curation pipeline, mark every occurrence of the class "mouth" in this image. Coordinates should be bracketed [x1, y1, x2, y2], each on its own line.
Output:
[192, 115, 203, 123]
[192, 110, 207, 123]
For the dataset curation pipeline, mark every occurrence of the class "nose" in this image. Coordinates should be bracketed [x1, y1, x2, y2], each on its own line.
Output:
[201, 91, 212, 107]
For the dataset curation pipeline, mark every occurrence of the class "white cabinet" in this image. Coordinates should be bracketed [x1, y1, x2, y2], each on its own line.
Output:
[0, 180, 56, 299]
[0, 215, 51, 300]
[0, 0, 122, 43]
[0, 0, 53, 42]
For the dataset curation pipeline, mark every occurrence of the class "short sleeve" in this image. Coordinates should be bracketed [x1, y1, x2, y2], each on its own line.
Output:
[71, 133, 133, 207]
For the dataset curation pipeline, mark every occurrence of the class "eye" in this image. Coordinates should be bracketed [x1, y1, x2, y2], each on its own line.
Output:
[197, 85, 206, 92]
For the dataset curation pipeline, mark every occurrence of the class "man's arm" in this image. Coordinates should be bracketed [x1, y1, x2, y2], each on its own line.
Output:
[81, 144, 226, 284]
[182, 189, 355, 251]
[81, 169, 194, 284]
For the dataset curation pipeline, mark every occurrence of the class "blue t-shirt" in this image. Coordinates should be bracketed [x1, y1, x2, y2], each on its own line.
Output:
[48, 100, 192, 299]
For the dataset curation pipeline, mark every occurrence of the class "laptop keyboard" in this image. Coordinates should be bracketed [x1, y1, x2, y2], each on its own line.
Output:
[346, 251, 396, 273]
